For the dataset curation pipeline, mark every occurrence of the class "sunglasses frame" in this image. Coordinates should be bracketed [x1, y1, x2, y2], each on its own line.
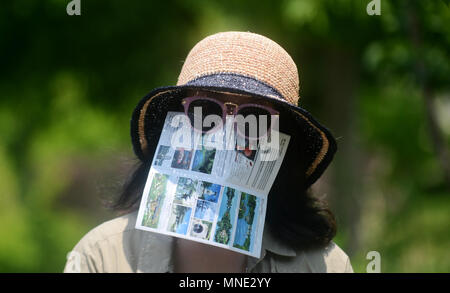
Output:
[181, 95, 279, 140]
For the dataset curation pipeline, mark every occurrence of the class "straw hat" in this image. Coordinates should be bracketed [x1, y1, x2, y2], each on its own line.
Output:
[130, 31, 337, 187]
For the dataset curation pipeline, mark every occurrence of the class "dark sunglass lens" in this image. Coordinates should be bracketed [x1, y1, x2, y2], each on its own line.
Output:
[187, 99, 223, 132]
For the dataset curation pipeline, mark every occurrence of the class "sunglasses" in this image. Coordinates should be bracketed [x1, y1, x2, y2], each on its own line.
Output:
[181, 96, 279, 140]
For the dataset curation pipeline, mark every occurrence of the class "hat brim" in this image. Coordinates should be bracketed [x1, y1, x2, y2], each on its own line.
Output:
[130, 84, 337, 188]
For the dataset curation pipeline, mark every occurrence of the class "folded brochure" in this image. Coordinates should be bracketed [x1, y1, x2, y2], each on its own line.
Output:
[135, 112, 290, 258]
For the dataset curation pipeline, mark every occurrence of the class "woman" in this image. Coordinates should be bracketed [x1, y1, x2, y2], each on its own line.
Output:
[64, 32, 353, 273]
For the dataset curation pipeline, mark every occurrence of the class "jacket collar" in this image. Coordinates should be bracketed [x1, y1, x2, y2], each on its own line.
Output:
[136, 224, 296, 273]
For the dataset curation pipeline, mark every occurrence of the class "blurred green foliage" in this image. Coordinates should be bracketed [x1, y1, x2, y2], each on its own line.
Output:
[0, 0, 449, 272]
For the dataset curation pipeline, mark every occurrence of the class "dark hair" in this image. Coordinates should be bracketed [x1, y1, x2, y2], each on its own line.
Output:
[112, 102, 337, 251]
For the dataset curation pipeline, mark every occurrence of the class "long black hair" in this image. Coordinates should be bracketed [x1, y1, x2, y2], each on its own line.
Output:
[111, 103, 337, 251]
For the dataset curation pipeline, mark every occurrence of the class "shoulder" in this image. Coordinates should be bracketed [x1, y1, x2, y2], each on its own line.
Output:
[75, 212, 137, 249]
[64, 211, 174, 273]
[268, 241, 353, 273]
[64, 212, 140, 272]
[300, 242, 353, 273]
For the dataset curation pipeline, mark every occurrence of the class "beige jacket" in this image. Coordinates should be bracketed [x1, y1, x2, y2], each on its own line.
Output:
[63, 211, 353, 273]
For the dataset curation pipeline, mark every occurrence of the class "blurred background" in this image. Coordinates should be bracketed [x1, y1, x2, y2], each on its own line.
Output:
[1, 0, 449, 273]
